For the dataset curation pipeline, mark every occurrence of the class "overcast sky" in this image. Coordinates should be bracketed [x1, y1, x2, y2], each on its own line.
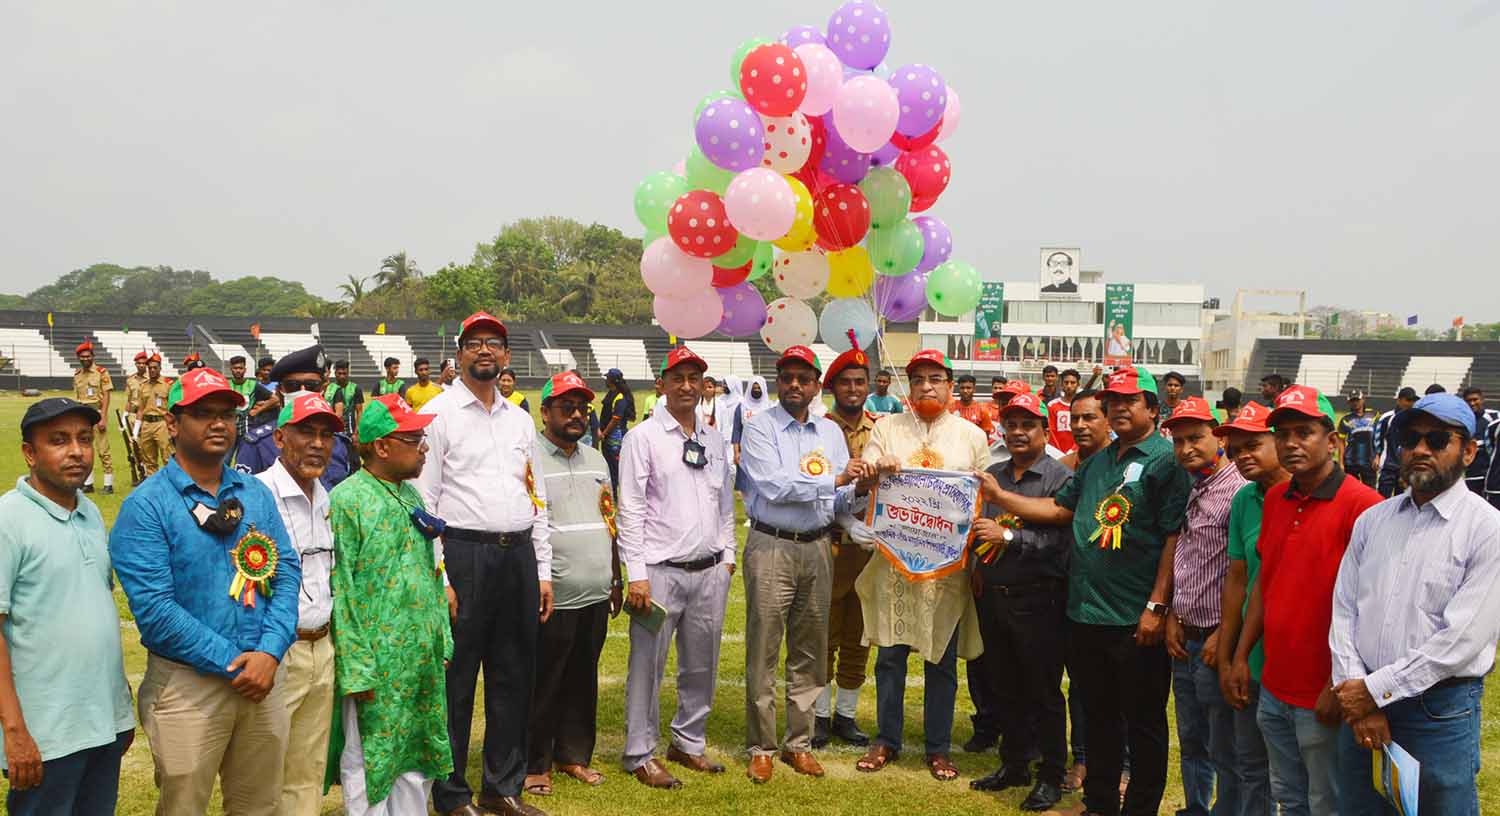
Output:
[3, 1, 1496, 324]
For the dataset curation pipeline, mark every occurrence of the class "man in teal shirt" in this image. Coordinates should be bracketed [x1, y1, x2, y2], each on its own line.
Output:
[863, 369, 905, 415]
[1, 398, 135, 814]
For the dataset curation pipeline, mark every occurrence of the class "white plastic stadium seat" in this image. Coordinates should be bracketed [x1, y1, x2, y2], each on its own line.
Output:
[808, 344, 841, 373]
[0, 328, 72, 378]
[541, 348, 578, 372]
[589, 338, 651, 381]
[685, 340, 755, 379]
[92, 330, 180, 377]
[360, 334, 417, 377]
[1403, 356, 1473, 394]
[1296, 354, 1357, 397]
[209, 344, 252, 368]
[257, 333, 319, 363]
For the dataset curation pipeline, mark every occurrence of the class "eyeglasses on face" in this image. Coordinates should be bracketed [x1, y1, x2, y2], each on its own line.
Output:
[909, 374, 950, 387]
[461, 338, 507, 353]
[184, 407, 238, 424]
[385, 433, 427, 447]
[778, 372, 818, 386]
[550, 401, 588, 417]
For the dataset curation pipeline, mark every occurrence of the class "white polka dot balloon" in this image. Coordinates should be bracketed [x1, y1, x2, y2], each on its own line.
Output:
[773, 248, 831, 300]
[759, 112, 812, 174]
[760, 296, 819, 353]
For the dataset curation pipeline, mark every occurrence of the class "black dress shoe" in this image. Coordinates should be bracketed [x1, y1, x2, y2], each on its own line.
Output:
[969, 764, 1031, 792]
[962, 732, 998, 753]
[476, 794, 546, 816]
[812, 715, 832, 748]
[831, 714, 870, 746]
[1020, 780, 1063, 811]
[82, 484, 95, 494]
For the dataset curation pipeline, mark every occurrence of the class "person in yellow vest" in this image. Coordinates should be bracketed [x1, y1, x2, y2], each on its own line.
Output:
[132, 354, 174, 475]
[403, 357, 443, 412]
[499, 367, 531, 414]
[72, 341, 115, 494]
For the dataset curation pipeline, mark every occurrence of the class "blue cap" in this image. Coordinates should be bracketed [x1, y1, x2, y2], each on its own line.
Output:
[606, 368, 624, 381]
[1394, 393, 1476, 438]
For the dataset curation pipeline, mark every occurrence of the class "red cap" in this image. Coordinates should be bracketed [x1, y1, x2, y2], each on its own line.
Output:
[905, 349, 952, 375]
[1001, 379, 1033, 396]
[1000, 392, 1048, 420]
[1162, 396, 1216, 429]
[358, 394, 437, 443]
[823, 348, 869, 384]
[460, 311, 508, 340]
[659, 346, 708, 376]
[278, 391, 345, 431]
[1102, 365, 1159, 397]
[540, 370, 595, 404]
[1213, 401, 1272, 437]
[1267, 385, 1332, 426]
[777, 345, 823, 374]
[133, 350, 149, 362]
[170, 367, 246, 409]
[75, 341, 93, 355]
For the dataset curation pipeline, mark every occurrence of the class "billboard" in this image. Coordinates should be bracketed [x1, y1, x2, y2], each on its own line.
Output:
[973, 282, 1004, 361]
[1039, 247, 1081, 297]
[1104, 283, 1135, 366]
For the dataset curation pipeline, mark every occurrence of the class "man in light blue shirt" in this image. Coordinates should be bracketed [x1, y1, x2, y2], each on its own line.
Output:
[737, 345, 869, 783]
[1330, 393, 1500, 815]
[864, 369, 905, 415]
[1, 398, 135, 815]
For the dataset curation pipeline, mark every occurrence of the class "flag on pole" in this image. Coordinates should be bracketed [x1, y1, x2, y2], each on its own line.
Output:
[1329, 312, 1340, 326]
[122, 322, 129, 334]
[437, 322, 445, 337]
[250, 323, 261, 340]
[1453, 316, 1464, 328]
[46, 312, 53, 328]
[186, 323, 195, 339]
[375, 322, 387, 335]
[1406, 315, 1418, 327]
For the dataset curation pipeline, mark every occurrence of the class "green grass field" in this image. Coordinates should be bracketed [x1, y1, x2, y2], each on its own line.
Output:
[1, 389, 1497, 814]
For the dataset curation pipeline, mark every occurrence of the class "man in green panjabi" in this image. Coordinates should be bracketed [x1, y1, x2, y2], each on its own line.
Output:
[327, 393, 451, 814]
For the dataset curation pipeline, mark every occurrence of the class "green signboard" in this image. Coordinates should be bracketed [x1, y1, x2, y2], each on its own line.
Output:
[1104, 283, 1135, 365]
[973, 282, 1004, 360]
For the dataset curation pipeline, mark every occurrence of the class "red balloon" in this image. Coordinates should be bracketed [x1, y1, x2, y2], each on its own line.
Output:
[667, 190, 739, 258]
[890, 117, 942, 152]
[812, 184, 871, 251]
[896, 145, 952, 206]
[712, 260, 752, 288]
[739, 43, 807, 117]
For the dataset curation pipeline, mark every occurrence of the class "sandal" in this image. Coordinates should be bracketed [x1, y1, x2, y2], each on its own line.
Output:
[925, 753, 959, 782]
[523, 773, 553, 796]
[1063, 762, 1086, 793]
[557, 763, 605, 786]
[856, 743, 897, 773]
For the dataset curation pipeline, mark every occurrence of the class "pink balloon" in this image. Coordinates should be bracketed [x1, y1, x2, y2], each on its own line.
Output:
[936, 86, 960, 143]
[832, 75, 899, 154]
[794, 43, 842, 117]
[723, 168, 796, 241]
[640, 236, 712, 296]
[654, 288, 724, 339]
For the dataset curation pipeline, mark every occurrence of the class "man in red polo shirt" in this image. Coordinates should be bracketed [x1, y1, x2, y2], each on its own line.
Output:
[1229, 385, 1380, 814]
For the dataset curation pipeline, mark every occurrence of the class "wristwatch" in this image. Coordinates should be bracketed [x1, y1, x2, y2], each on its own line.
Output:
[611, 578, 625, 590]
[1144, 601, 1169, 616]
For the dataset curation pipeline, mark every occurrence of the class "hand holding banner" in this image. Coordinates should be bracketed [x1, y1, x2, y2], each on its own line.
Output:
[865, 467, 979, 581]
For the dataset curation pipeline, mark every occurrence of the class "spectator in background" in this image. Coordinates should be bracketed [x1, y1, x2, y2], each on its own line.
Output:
[498, 368, 531, 414]
[989, 376, 1009, 409]
[1214, 387, 1242, 424]
[950, 374, 997, 442]
[404, 357, 443, 412]
[257, 356, 276, 388]
[600, 369, 636, 490]
[1463, 387, 1498, 496]
[1338, 391, 1377, 488]
[440, 359, 458, 389]
[864, 369, 905, 416]
[698, 376, 719, 428]
[1046, 368, 1082, 454]
[1038, 365, 1061, 404]
[1424, 383, 1446, 395]
[1374, 387, 1419, 497]
[1160, 371, 1187, 419]
[373, 357, 404, 398]
[324, 360, 365, 427]
[1258, 374, 1288, 405]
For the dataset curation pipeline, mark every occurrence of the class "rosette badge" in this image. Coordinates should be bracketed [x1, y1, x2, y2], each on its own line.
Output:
[1089, 494, 1132, 550]
[229, 525, 279, 607]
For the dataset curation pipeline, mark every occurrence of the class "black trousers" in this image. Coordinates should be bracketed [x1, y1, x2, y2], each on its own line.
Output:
[527, 601, 610, 773]
[966, 653, 1001, 742]
[434, 535, 541, 809]
[977, 586, 1068, 785]
[1067, 621, 1170, 816]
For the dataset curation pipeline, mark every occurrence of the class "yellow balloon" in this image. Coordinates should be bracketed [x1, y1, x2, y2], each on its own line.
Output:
[826, 246, 874, 297]
[773, 175, 816, 250]
[774, 221, 818, 252]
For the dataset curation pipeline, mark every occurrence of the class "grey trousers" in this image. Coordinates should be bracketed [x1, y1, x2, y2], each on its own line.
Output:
[622, 562, 733, 772]
[743, 528, 833, 755]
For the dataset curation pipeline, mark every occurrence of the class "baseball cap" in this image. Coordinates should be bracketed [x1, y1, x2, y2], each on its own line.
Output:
[540, 370, 595, 405]
[357, 394, 435, 443]
[605, 368, 624, 382]
[823, 348, 869, 385]
[20, 397, 101, 438]
[277, 391, 344, 431]
[74, 341, 93, 355]
[999, 392, 1048, 420]
[659, 346, 708, 376]
[1392, 393, 1476, 438]
[1162, 396, 1216, 430]
[1101, 366, 1159, 397]
[168, 367, 246, 410]
[1346, 389, 1365, 402]
[1001, 379, 1032, 395]
[1267, 385, 1336, 428]
[905, 349, 952, 375]
[459, 311, 507, 340]
[777, 345, 822, 374]
[1213, 401, 1272, 437]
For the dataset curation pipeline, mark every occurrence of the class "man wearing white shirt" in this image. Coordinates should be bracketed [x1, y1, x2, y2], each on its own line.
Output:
[257, 369, 342, 816]
[418, 312, 552, 816]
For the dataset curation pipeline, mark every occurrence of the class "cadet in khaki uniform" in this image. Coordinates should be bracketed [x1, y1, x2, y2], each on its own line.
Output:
[133, 354, 174, 475]
[73, 341, 115, 494]
[814, 348, 878, 748]
[125, 351, 149, 417]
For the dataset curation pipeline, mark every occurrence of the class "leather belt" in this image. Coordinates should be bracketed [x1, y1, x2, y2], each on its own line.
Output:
[297, 624, 330, 642]
[142, 414, 165, 422]
[445, 527, 531, 548]
[657, 551, 724, 572]
[1180, 623, 1218, 641]
[986, 578, 1065, 597]
[751, 520, 831, 543]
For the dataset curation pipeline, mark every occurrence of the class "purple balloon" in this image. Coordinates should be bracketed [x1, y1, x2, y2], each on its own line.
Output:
[695, 97, 764, 173]
[911, 215, 953, 273]
[818, 115, 873, 184]
[889, 63, 947, 137]
[874, 271, 928, 322]
[826, 0, 892, 71]
[870, 142, 902, 167]
[716, 282, 769, 337]
[782, 24, 825, 47]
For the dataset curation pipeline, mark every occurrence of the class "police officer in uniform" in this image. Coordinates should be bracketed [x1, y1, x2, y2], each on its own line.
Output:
[73, 341, 115, 494]
[133, 353, 174, 475]
[237, 346, 356, 489]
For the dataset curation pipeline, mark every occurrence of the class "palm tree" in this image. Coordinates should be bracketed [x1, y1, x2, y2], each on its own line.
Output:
[337, 274, 368, 308]
[374, 252, 421, 291]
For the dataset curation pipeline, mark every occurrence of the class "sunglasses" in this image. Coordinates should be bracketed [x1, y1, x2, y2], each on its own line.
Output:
[1397, 428, 1459, 452]
[281, 379, 322, 393]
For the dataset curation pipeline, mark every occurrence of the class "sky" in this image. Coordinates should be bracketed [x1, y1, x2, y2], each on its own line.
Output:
[2, 1, 1497, 325]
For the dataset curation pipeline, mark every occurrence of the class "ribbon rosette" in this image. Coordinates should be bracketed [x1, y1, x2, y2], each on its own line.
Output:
[1088, 493, 1132, 550]
[228, 525, 279, 608]
[972, 514, 1024, 564]
[599, 485, 618, 538]
[525, 461, 545, 513]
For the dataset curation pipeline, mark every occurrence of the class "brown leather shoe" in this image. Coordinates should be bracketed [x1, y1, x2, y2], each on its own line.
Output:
[632, 757, 683, 790]
[445, 806, 488, 816]
[475, 794, 547, 816]
[747, 754, 774, 784]
[779, 750, 826, 777]
[666, 744, 725, 773]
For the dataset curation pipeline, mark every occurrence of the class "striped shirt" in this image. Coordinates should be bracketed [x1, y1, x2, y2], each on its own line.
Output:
[535, 432, 615, 610]
[1172, 462, 1247, 628]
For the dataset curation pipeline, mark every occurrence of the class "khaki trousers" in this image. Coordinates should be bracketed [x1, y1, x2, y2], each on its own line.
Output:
[743, 528, 832, 755]
[279, 636, 335, 816]
[91, 420, 113, 473]
[138, 420, 171, 475]
[138, 653, 290, 816]
[828, 537, 873, 691]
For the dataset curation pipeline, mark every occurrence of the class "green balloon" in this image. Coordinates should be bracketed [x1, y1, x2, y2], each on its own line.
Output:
[925, 260, 983, 316]
[731, 37, 772, 87]
[634, 170, 689, 234]
[747, 242, 775, 280]
[867, 219, 925, 277]
[859, 167, 912, 231]
[685, 147, 734, 195]
[713, 234, 759, 267]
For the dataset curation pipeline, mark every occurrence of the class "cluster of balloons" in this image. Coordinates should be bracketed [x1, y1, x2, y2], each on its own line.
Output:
[634, 0, 982, 353]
